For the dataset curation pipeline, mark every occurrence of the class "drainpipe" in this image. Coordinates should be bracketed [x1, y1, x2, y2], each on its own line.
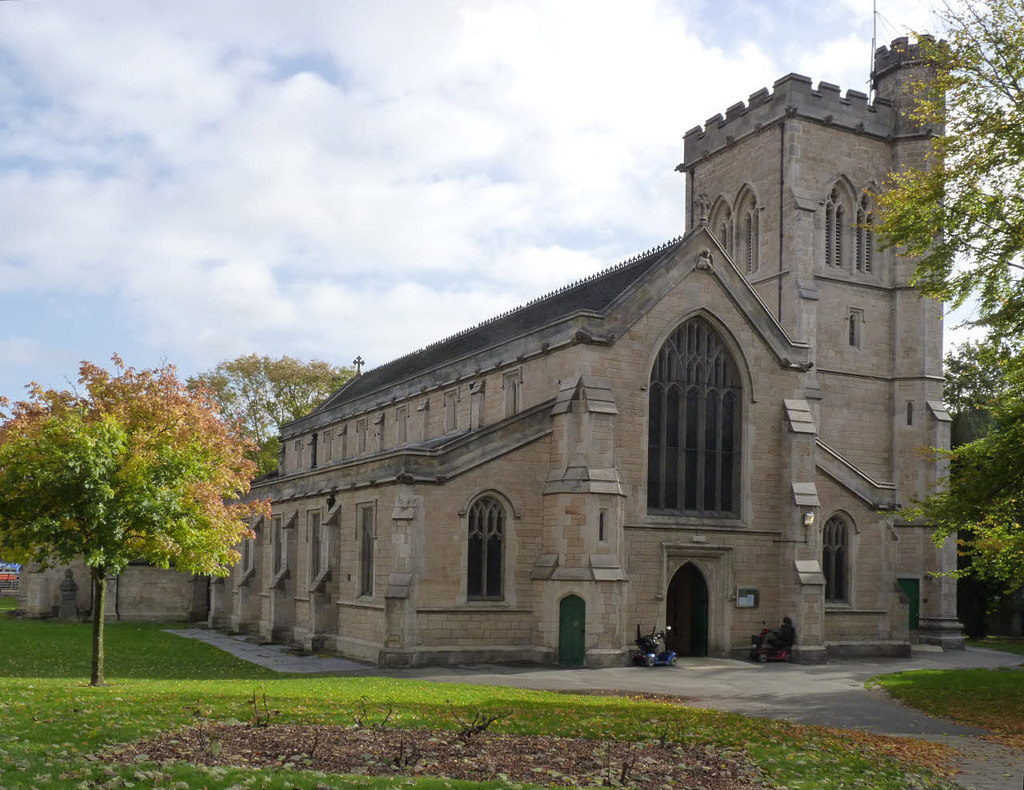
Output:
[777, 121, 786, 323]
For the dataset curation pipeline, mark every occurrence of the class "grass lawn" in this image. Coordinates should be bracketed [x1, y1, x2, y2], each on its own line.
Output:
[966, 636, 1024, 655]
[0, 616, 961, 790]
[869, 662, 1024, 747]
[0, 596, 16, 612]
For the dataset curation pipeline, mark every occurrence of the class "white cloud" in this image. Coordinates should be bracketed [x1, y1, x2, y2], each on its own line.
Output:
[0, 0, 961, 398]
[0, 337, 49, 367]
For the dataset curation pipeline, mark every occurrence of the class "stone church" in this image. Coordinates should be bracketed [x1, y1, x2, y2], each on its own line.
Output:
[20, 38, 964, 664]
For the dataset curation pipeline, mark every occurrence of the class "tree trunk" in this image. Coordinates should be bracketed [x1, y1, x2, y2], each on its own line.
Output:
[90, 566, 106, 687]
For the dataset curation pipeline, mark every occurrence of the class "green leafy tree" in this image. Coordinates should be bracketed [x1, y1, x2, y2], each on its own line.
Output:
[878, 1, 1024, 590]
[918, 387, 1024, 593]
[877, 0, 1024, 340]
[0, 357, 269, 686]
[906, 338, 1023, 593]
[944, 338, 1017, 445]
[190, 354, 354, 475]
[939, 340, 1021, 632]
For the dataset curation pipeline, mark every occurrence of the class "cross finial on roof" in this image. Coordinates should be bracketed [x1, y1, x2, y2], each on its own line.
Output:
[353, 355, 364, 375]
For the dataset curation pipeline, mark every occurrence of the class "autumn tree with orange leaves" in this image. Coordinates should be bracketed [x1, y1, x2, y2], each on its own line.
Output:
[0, 356, 269, 686]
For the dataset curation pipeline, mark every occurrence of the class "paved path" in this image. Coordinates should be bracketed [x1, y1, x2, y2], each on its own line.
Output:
[172, 629, 368, 673]
[170, 629, 1024, 789]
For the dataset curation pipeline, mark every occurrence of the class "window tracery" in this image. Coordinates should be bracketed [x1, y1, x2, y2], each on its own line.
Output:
[467, 495, 504, 600]
[825, 187, 846, 268]
[647, 316, 741, 516]
[823, 515, 849, 602]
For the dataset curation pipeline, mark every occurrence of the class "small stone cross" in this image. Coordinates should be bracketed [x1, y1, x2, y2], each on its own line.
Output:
[353, 355, 365, 375]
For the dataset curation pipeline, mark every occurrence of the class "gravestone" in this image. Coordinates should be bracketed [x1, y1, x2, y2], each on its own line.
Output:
[58, 569, 78, 620]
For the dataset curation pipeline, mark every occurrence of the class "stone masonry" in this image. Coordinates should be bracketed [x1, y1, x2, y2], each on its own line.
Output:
[21, 38, 963, 664]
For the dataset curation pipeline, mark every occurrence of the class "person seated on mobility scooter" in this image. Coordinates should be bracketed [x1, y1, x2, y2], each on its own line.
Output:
[750, 617, 796, 662]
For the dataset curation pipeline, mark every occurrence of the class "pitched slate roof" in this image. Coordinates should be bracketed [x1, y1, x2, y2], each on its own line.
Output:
[316, 236, 684, 411]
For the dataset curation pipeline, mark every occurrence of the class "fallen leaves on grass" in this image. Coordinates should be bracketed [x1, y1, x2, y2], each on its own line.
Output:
[835, 730, 959, 778]
[573, 690, 960, 778]
[107, 723, 771, 788]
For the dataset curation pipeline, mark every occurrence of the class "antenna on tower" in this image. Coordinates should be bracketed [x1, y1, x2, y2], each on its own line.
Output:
[869, 0, 878, 104]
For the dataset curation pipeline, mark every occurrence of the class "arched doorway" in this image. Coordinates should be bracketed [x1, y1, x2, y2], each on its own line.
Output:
[558, 595, 586, 666]
[665, 563, 709, 656]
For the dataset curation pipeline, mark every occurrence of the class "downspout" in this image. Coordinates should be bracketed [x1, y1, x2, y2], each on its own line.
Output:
[777, 121, 785, 322]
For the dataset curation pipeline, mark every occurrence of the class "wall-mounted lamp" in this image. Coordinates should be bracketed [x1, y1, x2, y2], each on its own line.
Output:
[803, 512, 816, 528]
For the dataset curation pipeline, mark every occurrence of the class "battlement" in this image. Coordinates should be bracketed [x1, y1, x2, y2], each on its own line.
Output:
[681, 37, 939, 169]
[682, 73, 894, 168]
[872, 35, 935, 80]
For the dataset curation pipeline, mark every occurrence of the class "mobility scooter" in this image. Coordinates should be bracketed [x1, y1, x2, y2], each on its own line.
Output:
[631, 625, 678, 667]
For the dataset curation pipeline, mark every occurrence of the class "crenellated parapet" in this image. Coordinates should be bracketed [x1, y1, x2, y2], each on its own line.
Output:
[872, 35, 935, 80]
[682, 36, 940, 169]
[682, 73, 894, 168]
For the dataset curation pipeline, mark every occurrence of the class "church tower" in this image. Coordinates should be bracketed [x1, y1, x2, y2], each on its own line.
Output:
[678, 37, 961, 651]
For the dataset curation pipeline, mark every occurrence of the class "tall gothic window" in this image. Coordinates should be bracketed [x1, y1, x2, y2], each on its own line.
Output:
[357, 503, 375, 597]
[856, 194, 874, 273]
[467, 495, 504, 600]
[242, 522, 257, 574]
[823, 515, 849, 602]
[647, 317, 741, 516]
[272, 516, 284, 574]
[308, 509, 322, 580]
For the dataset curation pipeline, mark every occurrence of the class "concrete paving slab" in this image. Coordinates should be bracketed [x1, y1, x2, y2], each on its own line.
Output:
[168, 629, 367, 673]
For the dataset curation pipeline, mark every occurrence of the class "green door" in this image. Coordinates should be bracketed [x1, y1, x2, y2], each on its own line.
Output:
[897, 578, 920, 630]
[558, 595, 586, 666]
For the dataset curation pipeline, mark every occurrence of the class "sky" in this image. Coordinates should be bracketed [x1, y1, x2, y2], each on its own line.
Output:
[0, 0, 947, 402]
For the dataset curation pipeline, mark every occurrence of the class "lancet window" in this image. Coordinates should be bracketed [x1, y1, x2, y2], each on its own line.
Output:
[856, 194, 874, 273]
[825, 187, 847, 268]
[709, 200, 734, 257]
[735, 189, 759, 274]
[823, 515, 849, 602]
[467, 495, 504, 600]
[357, 503, 375, 597]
